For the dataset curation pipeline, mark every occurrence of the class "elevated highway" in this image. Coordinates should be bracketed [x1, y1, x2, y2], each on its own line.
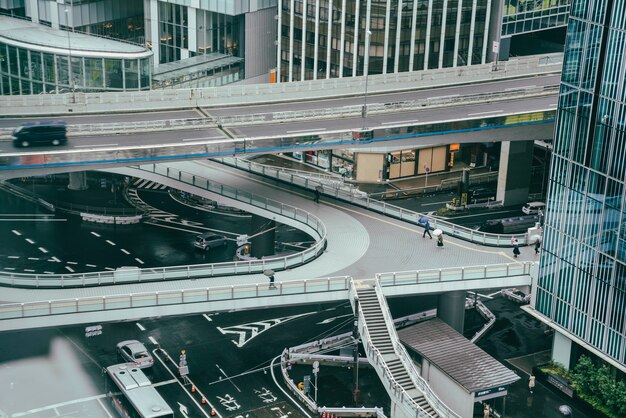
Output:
[0, 54, 561, 175]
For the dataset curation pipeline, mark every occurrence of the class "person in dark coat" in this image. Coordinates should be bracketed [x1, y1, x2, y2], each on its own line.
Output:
[534, 238, 541, 255]
[423, 220, 432, 239]
[314, 187, 321, 203]
[512, 237, 520, 258]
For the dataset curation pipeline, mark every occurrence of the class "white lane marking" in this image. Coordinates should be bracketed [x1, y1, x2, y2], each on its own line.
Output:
[65, 266, 75, 273]
[86, 264, 97, 267]
[121, 249, 130, 255]
[105, 267, 115, 271]
[421, 200, 453, 206]
[25, 238, 35, 244]
[4, 267, 15, 271]
[203, 313, 213, 322]
[27, 257, 39, 260]
[44, 271, 55, 274]
[148, 336, 159, 345]
[143, 220, 212, 234]
[38, 247, 48, 254]
[269, 355, 313, 418]
[66, 261, 78, 265]
[286, 128, 327, 133]
[467, 110, 503, 116]
[96, 398, 114, 418]
[381, 119, 419, 125]
[11, 393, 110, 417]
[8, 256, 19, 259]
[135, 258, 144, 264]
[505, 85, 536, 91]
[182, 136, 224, 142]
[75, 143, 119, 148]
[50, 256, 61, 262]
[216, 364, 242, 392]
[11, 230, 21, 236]
[24, 269, 35, 273]
[549, 103, 558, 107]
[0, 219, 65, 221]
[106, 240, 116, 246]
[136, 323, 146, 331]
[91, 232, 101, 237]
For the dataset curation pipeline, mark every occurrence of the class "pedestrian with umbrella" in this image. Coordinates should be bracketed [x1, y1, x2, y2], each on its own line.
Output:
[433, 229, 444, 247]
[419, 216, 432, 239]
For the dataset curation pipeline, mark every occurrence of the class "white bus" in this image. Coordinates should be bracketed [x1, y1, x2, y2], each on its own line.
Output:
[106, 364, 174, 418]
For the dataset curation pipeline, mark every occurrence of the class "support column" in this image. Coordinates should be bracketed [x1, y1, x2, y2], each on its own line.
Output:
[250, 215, 276, 258]
[496, 140, 534, 206]
[437, 290, 466, 333]
[67, 171, 88, 191]
[552, 330, 573, 369]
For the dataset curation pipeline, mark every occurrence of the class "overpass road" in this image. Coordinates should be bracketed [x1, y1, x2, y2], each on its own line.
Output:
[0, 78, 557, 174]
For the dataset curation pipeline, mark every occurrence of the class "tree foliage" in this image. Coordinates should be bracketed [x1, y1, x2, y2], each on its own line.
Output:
[570, 355, 626, 417]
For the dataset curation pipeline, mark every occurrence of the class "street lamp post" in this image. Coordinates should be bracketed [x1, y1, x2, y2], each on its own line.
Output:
[362, 30, 372, 126]
[64, 6, 76, 103]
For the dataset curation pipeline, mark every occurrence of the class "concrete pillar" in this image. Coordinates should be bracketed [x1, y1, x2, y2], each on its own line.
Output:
[496, 140, 534, 206]
[552, 330, 573, 369]
[437, 290, 466, 333]
[67, 171, 88, 191]
[250, 215, 276, 258]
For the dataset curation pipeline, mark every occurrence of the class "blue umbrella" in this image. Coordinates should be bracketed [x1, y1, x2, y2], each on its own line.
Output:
[419, 216, 429, 224]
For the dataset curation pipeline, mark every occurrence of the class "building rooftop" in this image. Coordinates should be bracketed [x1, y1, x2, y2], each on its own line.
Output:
[398, 318, 520, 393]
[153, 53, 244, 80]
[0, 15, 152, 59]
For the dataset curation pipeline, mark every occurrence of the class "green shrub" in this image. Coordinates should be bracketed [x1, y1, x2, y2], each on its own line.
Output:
[571, 355, 626, 418]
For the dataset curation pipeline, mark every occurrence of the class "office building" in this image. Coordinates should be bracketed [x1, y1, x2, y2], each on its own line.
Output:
[530, 1, 626, 373]
[277, 0, 571, 82]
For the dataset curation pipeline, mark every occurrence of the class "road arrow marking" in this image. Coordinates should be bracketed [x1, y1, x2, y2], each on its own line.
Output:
[178, 402, 189, 417]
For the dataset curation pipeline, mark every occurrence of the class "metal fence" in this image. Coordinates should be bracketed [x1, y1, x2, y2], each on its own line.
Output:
[217, 157, 533, 246]
[0, 164, 327, 288]
[0, 53, 563, 116]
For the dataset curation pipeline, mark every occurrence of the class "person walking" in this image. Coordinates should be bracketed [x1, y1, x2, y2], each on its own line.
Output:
[528, 374, 536, 394]
[534, 238, 541, 255]
[436, 232, 444, 247]
[483, 403, 490, 418]
[423, 219, 432, 239]
[314, 187, 321, 203]
[512, 237, 520, 258]
[264, 269, 276, 289]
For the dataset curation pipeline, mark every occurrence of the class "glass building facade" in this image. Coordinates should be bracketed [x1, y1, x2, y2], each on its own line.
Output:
[534, 0, 626, 369]
[502, 0, 570, 36]
[0, 16, 153, 95]
[278, 0, 491, 82]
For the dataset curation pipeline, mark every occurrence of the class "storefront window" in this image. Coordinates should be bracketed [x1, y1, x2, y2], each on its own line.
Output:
[388, 149, 417, 179]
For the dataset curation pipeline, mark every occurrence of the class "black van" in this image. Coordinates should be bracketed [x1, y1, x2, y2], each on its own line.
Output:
[12, 121, 67, 147]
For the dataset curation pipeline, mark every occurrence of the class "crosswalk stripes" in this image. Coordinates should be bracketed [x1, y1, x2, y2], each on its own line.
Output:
[132, 178, 167, 190]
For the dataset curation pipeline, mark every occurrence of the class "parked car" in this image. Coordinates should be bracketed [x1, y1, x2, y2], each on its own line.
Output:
[12, 121, 67, 147]
[522, 201, 546, 215]
[193, 232, 227, 251]
[116, 340, 154, 369]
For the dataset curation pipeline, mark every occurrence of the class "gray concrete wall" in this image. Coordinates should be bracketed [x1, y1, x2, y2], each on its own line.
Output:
[422, 359, 472, 418]
[245, 7, 278, 79]
[437, 290, 466, 333]
[496, 140, 535, 206]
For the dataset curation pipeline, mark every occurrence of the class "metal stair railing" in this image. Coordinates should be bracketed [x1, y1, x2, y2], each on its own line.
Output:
[350, 280, 440, 418]
[372, 281, 462, 418]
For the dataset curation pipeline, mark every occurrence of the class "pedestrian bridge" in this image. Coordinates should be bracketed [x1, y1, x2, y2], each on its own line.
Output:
[0, 54, 560, 174]
[0, 262, 534, 331]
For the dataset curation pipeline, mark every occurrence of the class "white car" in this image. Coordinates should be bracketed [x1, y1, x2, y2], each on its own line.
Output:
[116, 340, 154, 369]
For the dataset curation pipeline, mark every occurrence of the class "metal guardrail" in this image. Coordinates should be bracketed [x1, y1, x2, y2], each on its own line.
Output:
[0, 276, 352, 320]
[372, 280, 461, 418]
[0, 53, 563, 116]
[0, 263, 533, 321]
[218, 157, 532, 246]
[350, 282, 439, 418]
[0, 164, 327, 288]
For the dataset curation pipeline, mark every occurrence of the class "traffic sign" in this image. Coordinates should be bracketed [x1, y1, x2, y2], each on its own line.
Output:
[312, 360, 319, 374]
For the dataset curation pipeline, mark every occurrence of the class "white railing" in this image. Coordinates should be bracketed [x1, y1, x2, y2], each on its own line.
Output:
[0, 164, 327, 288]
[0, 276, 352, 321]
[353, 287, 438, 418]
[0, 53, 563, 116]
[0, 263, 532, 321]
[219, 157, 534, 246]
[371, 281, 462, 418]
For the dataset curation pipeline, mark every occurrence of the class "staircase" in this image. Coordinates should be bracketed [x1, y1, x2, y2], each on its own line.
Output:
[355, 286, 440, 418]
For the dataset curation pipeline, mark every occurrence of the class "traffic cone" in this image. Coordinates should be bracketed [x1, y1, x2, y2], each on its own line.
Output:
[321, 412, 326, 418]
[191, 386, 196, 393]
[201, 397, 207, 404]
[210, 407, 216, 416]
